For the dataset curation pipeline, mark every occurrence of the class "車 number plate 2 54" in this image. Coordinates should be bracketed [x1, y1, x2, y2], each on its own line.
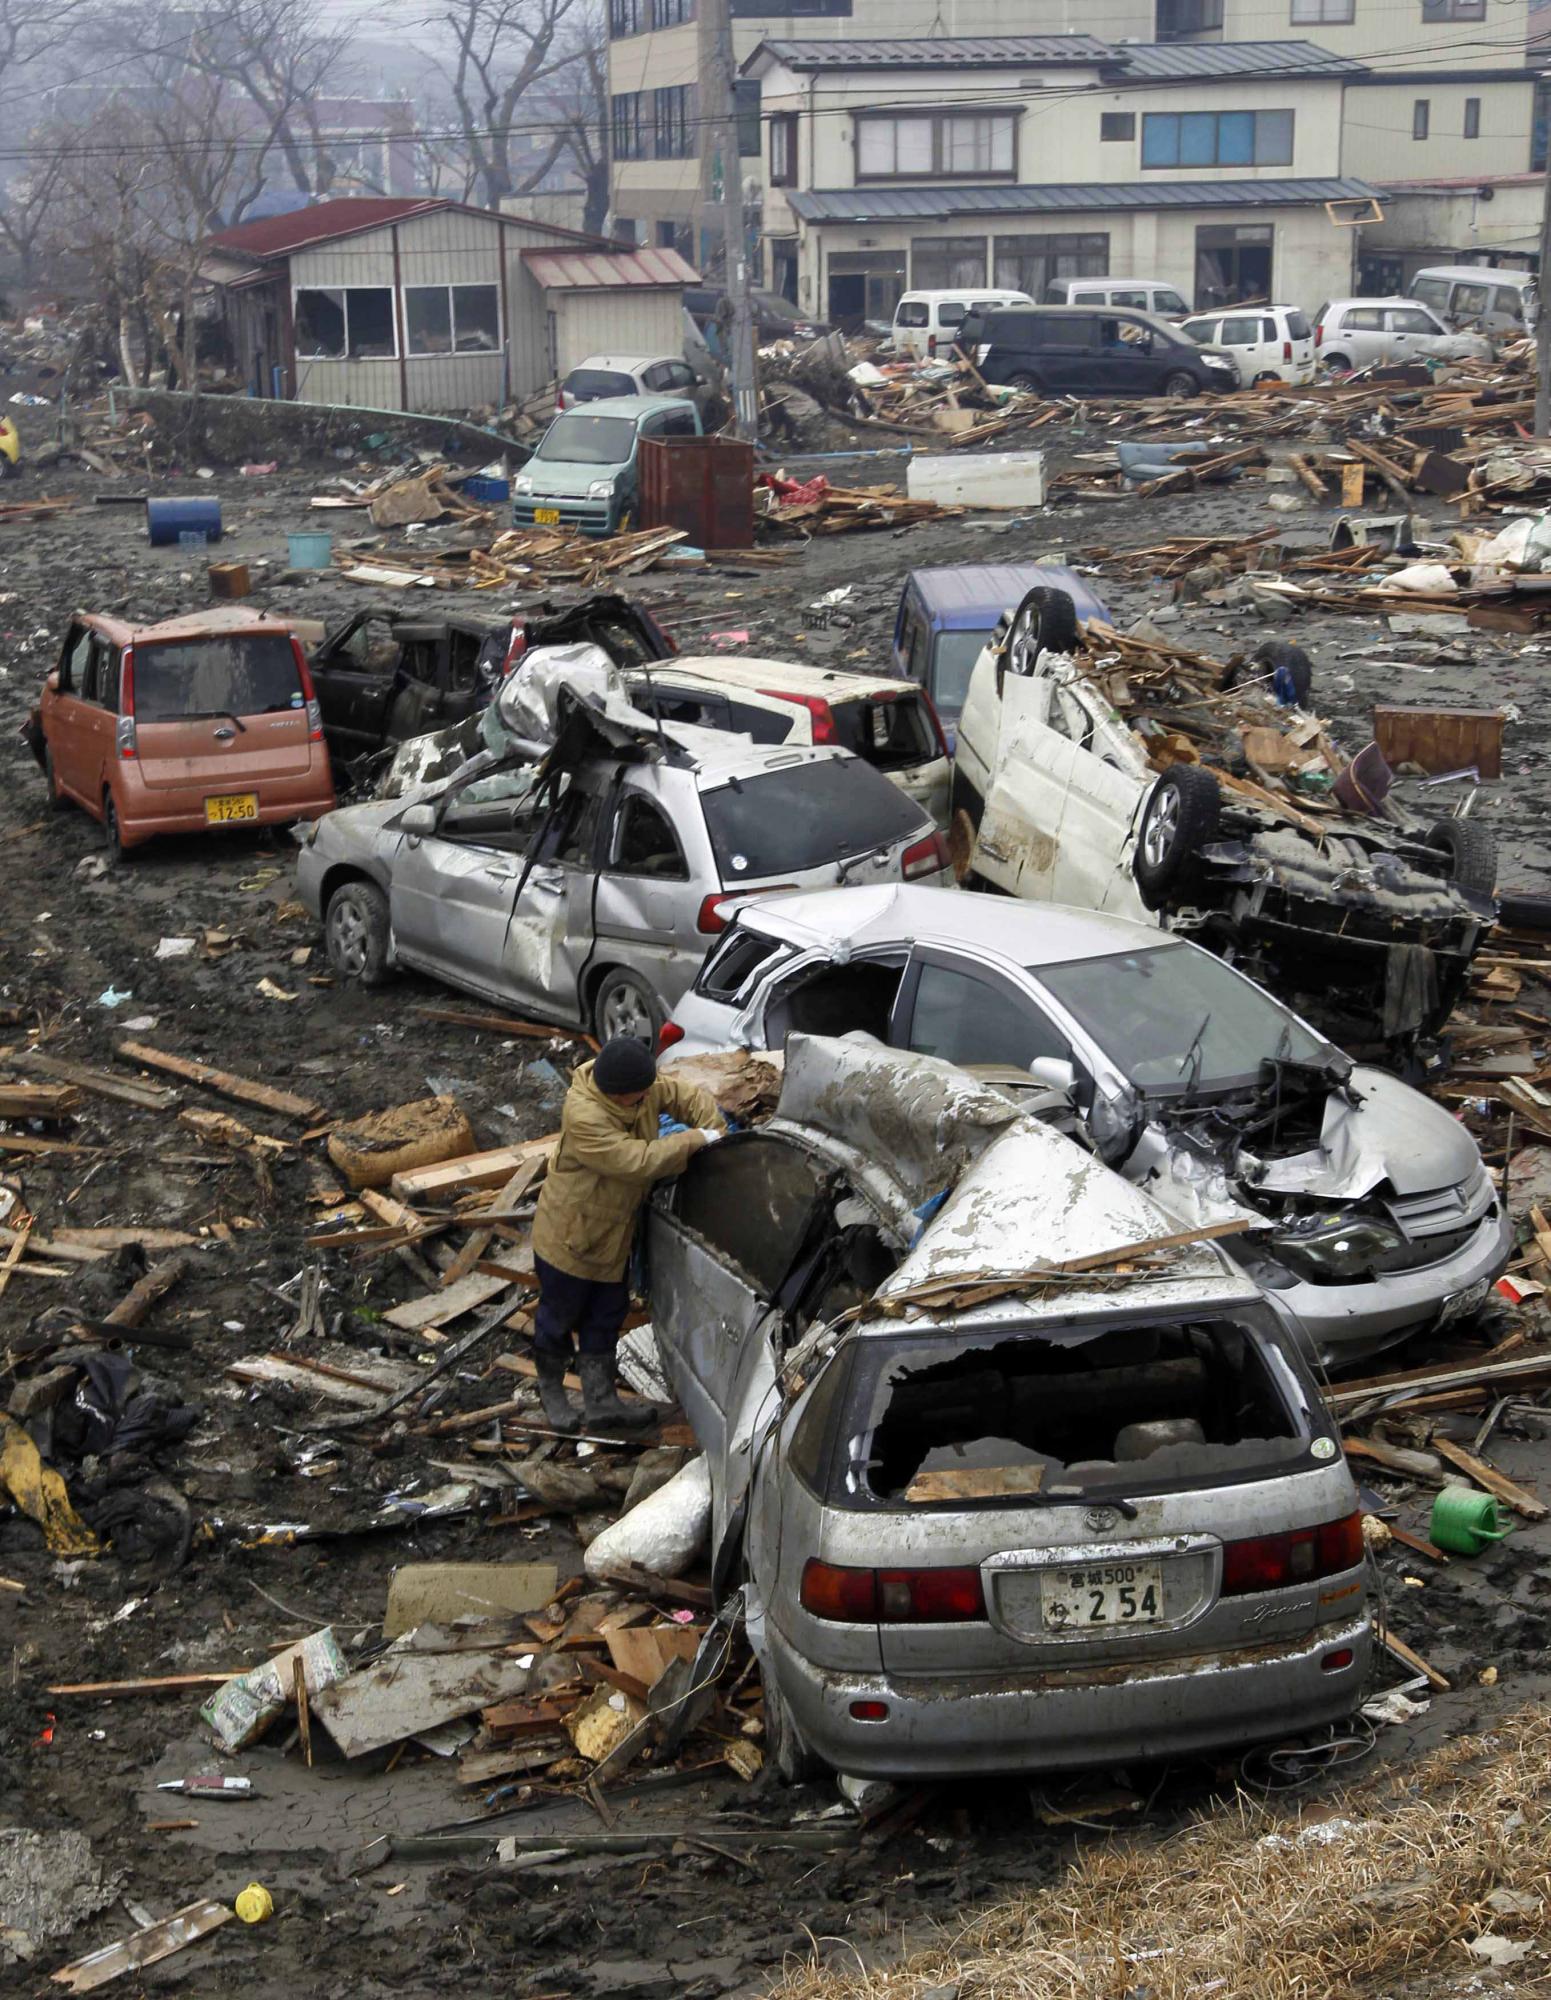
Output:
[1040, 1560, 1164, 1631]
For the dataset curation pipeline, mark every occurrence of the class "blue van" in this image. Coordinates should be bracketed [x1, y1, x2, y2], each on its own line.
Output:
[892, 565, 1111, 745]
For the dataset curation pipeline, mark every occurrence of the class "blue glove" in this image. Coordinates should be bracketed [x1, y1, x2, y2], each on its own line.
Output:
[658, 1114, 690, 1135]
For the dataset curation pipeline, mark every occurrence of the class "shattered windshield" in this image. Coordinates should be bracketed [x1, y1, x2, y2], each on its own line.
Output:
[536, 415, 637, 465]
[928, 630, 991, 721]
[1037, 944, 1326, 1095]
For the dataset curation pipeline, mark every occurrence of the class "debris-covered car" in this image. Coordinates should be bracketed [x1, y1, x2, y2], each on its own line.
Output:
[648, 1034, 1371, 1781]
[307, 595, 674, 766]
[662, 885, 1510, 1367]
[953, 587, 1497, 1056]
[297, 647, 952, 1040]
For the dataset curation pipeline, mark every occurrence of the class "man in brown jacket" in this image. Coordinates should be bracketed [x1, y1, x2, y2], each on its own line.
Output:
[531, 1037, 725, 1432]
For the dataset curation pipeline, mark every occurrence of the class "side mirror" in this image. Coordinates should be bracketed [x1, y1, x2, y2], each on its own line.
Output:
[1028, 1057, 1076, 1096]
[399, 802, 437, 837]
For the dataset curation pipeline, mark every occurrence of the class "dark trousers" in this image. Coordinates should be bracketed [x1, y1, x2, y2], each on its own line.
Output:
[533, 1252, 629, 1359]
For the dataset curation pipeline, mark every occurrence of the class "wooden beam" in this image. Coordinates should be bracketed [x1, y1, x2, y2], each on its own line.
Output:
[389, 1134, 558, 1203]
[12, 1050, 179, 1111]
[115, 1040, 325, 1123]
[1431, 1437, 1548, 1520]
[1380, 1628, 1450, 1692]
[0, 1082, 80, 1119]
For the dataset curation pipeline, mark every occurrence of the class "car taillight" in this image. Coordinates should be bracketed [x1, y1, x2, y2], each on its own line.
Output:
[1220, 1513, 1363, 1597]
[1315, 324, 1324, 346]
[117, 647, 137, 758]
[291, 639, 325, 743]
[1283, 340, 1292, 361]
[656, 1021, 685, 1055]
[697, 887, 797, 934]
[759, 689, 835, 743]
[502, 626, 527, 676]
[917, 687, 951, 759]
[928, 334, 937, 357]
[800, 1560, 985, 1624]
[902, 830, 950, 881]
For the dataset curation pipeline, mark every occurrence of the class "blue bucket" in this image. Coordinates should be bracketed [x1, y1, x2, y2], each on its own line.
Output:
[147, 497, 223, 547]
[287, 532, 334, 570]
[461, 475, 510, 504]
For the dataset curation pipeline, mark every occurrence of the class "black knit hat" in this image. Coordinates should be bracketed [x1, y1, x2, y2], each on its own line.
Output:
[594, 1037, 657, 1096]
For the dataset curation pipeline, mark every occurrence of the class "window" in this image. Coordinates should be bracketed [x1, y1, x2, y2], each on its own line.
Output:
[1422, 0, 1484, 17]
[1157, 0, 1224, 32]
[653, 85, 693, 159]
[294, 287, 395, 360]
[1100, 113, 1135, 142]
[611, 91, 646, 160]
[1194, 224, 1272, 309]
[58, 625, 91, 693]
[731, 0, 850, 13]
[1389, 307, 1441, 333]
[735, 77, 760, 156]
[643, 406, 698, 437]
[857, 110, 1015, 181]
[1291, 0, 1352, 18]
[1219, 314, 1263, 345]
[1413, 99, 1430, 140]
[608, 0, 641, 33]
[130, 636, 303, 724]
[906, 962, 1070, 1071]
[611, 794, 686, 878]
[1141, 110, 1294, 169]
[650, 0, 691, 20]
[1343, 306, 1386, 331]
[1452, 284, 1491, 318]
[995, 231, 1108, 296]
[1464, 97, 1480, 139]
[700, 759, 920, 879]
[404, 284, 500, 356]
[910, 236, 987, 289]
[769, 110, 798, 187]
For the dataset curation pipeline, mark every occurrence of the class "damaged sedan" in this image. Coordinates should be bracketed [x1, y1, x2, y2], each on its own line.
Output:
[648, 1034, 1371, 1782]
[661, 886, 1510, 1368]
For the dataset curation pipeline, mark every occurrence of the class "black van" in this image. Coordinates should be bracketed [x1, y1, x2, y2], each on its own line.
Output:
[958, 304, 1238, 398]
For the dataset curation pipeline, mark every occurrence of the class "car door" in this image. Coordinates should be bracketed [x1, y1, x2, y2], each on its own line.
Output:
[1046, 678, 1152, 917]
[1341, 306, 1386, 368]
[386, 779, 543, 1001]
[309, 612, 404, 757]
[893, 949, 1076, 1075]
[73, 636, 121, 813]
[44, 621, 96, 803]
[589, 779, 699, 1008]
[1217, 313, 1261, 386]
[1035, 314, 1098, 395]
[971, 664, 1075, 900]
[499, 778, 598, 1025]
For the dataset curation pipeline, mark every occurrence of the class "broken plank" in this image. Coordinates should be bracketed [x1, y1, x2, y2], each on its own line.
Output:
[49, 1898, 233, 1993]
[1325, 1351, 1551, 1415]
[115, 1040, 326, 1122]
[227, 1356, 396, 1406]
[1430, 1437, 1548, 1520]
[105, 1252, 192, 1330]
[383, 1272, 510, 1332]
[0, 1134, 102, 1159]
[0, 1221, 32, 1304]
[311, 1649, 535, 1759]
[0, 1224, 109, 1266]
[48, 1671, 242, 1696]
[441, 1160, 542, 1285]
[0, 1082, 80, 1119]
[13, 1050, 179, 1110]
[51, 1226, 201, 1251]
[1379, 1627, 1450, 1692]
[390, 1134, 557, 1203]
[410, 1005, 591, 1044]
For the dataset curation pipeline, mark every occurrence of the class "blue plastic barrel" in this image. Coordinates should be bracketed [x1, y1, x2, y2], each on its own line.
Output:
[147, 497, 223, 546]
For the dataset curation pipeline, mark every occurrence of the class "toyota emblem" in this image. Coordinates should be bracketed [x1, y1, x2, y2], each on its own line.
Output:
[1084, 1506, 1118, 1534]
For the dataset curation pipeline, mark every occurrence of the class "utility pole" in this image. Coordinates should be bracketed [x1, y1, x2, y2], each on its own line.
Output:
[1538, 113, 1551, 438]
[705, 0, 757, 438]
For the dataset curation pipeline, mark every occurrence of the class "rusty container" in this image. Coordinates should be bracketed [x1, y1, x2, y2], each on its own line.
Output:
[639, 435, 754, 551]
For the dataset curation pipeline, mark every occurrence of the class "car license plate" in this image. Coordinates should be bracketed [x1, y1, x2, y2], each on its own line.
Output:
[1438, 1276, 1491, 1327]
[1039, 1560, 1164, 1632]
[533, 507, 561, 526]
[205, 793, 259, 824]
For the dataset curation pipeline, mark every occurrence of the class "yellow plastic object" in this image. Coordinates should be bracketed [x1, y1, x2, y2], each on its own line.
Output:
[0, 416, 18, 466]
[234, 1883, 274, 1924]
[0, 1414, 100, 1556]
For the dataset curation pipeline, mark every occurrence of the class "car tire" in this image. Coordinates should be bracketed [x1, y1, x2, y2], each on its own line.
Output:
[593, 966, 663, 1046]
[325, 878, 391, 986]
[1163, 371, 1199, 399]
[44, 748, 66, 811]
[1497, 890, 1551, 932]
[1427, 818, 1498, 896]
[102, 792, 131, 864]
[1007, 372, 1043, 395]
[1323, 353, 1352, 377]
[1250, 639, 1314, 707]
[1134, 765, 1220, 907]
[1005, 585, 1081, 679]
[761, 1660, 822, 1785]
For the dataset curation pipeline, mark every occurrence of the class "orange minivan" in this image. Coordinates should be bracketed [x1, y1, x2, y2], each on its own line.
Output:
[32, 607, 336, 858]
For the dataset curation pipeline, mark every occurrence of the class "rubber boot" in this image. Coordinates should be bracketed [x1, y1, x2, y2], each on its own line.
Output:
[534, 1349, 581, 1434]
[579, 1352, 656, 1433]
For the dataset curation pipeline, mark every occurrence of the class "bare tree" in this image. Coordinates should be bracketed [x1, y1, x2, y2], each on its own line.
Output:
[0, 0, 89, 71]
[540, 6, 609, 237]
[0, 152, 67, 286]
[435, 0, 579, 210]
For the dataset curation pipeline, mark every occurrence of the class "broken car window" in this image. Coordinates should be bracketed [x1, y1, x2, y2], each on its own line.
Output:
[130, 635, 303, 723]
[701, 758, 922, 878]
[673, 1137, 828, 1295]
[695, 924, 788, 1001]
[611, 795, 686, 879]
[907, 961, 1070, 1070]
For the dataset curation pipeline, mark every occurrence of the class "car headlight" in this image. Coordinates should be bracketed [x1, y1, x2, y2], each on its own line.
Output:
[587, 478, 615, 500]
[514, 474, 533, 496]
[1268, 1215, 1403, 1280]
[1204, 356, 1236, 373]
[302, 821, 320, 847]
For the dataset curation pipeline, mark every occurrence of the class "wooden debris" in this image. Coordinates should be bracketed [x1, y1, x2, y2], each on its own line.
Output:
[115, 1041, 326, 1122]
[1380, 1627, 1450, 1692]
[1431, 1437, 1548, 1520]
[13, 1051, 179, 1110]
[327, 1095, 476, 1191]
[390, 1134, 558, 1202]
[0, 1082, 80, 1119]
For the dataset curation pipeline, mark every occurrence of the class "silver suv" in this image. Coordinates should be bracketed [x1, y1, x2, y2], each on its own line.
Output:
[648, 1034, 1370, 1783]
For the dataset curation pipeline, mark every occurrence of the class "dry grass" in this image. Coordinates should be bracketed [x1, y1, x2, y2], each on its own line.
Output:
[774, 1708, 1551, 2000]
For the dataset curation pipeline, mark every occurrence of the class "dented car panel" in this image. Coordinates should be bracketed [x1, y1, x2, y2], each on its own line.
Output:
[648, 1035, 1370, 1782]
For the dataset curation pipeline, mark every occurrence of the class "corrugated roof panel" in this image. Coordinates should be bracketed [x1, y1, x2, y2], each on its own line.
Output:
[209, 199, 447, 259]
[1115, 39, 1367, 78]
[522, 246, 700, 289]
[760, 33, 1114, 69]
[787, 177, 1380, 223]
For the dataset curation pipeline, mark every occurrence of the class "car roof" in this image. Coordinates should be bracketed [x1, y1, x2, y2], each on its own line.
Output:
[1183, 304, 1300, 322]
[640, 655, 922, 700]
[727, 882, 1159, 965]
[905, 563, 1109, 629]
[1413, 265, 1532, 283]
[82, 605, 303, 647]
[568, 355, 671, 373]
[685, 740, 857, 787]
[545, 394, 685, 418]
[1325, 297, 1428, 311]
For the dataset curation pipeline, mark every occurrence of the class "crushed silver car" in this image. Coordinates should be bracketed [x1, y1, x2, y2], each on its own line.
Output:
[295, 646, 952, 1040]
[661, 886, 1510, 1368]
[648, 1034, 1371, 1782]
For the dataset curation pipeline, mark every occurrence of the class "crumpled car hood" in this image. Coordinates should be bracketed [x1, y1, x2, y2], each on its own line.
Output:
[1248, 1063, 1480, 1200]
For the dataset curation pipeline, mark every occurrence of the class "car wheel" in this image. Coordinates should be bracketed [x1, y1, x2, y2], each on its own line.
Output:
[1134, 765, 1221, 908]
[1323, 353, 1352, 377]
[102, 792, 130, 864]
[593, 966, 663, 1046]
[1007, 372, 1043, 395]
[1252, 371, 1281, 387]
[1004, 585, 1081, 679]
[44, 748, 66, 811]
[760, 1659, 822, 1785]
[1162, 370, 1199, 399]
[1250, 639, 1314, 707]
[1427, 818, 1498, 896]
[1497, 890, 1551, 932]
[325, 878, 391, 985]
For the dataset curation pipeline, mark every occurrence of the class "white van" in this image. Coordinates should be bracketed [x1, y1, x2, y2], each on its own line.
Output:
[1044, 277, 1191, 319]
[1410, 266, 1537, 337]
[892, 288, 1032, 360]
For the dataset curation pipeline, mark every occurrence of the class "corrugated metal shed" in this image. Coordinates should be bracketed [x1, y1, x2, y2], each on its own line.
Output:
[756, 34, 1113, 70]
[1112, 40, 1368, 79]
[522, 245, 699, 289]
[788, 176, 1381, 224]
[209, 199, 447, 259]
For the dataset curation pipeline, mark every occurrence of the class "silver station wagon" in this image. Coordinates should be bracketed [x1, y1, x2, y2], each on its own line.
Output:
[648, 1036, 1371, 1783]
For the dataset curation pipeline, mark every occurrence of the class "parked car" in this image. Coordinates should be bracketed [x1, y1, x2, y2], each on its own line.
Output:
[1044, 278, 1190, 319]
[307, 596, 675, 766]
[1410, 265, 1537, 337]
[892, 565, 1112, 742]
[648, 1031, 1371, 1780]
[558, 353, 711, 417]
[1312, 299, 1492, 375]
[25, 607, 334, 859]
[957, 305, 1239, 399]
[890, 288, 1032, 362]
[624, 656, 951, 828]
[512, 396, 702, 537]
[684, 287, 829, 343]
[297, 653, 952, 1041]
[661, 886, 1510, 1369]
[951, 586, 1496, 1059]
[1180, 306, 1314, 387]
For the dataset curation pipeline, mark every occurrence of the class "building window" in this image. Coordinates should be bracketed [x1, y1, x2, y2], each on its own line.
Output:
[731, 0, 849, 12]
[1464, 96, 1480, 138]
[856, 110, 1015, 181]
[1100, 113, 1135, 142]
[910, 235, 987, 289]
[608, 0, 642, 35]
[404, 284, 500, 356]
[993, 231, 1109, 297]
[294, 287, 396, 361]
[612, 91, 646, 160]
[653, 85, 693, 159]
[649, 0, 692, 24]
[1141, 109, 1293, 168]
[1195, 224, 1272, 310]
[735, 78, 761, 157]
[1156, 0, 1224, 35]
[1421, 0, 1485, 18]
[1290, 0, 1352, 19]
[1413, 99, 1430, 140]
[769, 111, 798, 187]
[1535, 78, 1550, 172]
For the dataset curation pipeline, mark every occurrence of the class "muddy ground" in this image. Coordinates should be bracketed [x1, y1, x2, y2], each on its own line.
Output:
[3, 407, 1551, 1998]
